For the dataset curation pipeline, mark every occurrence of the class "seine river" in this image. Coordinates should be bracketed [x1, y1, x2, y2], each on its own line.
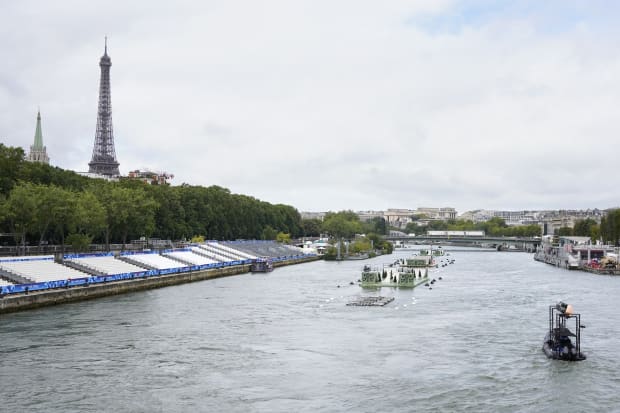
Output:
[2, 248, 620, 412]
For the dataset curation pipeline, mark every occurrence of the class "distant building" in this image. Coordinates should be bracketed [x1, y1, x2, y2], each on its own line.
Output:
[356, 210, 384, 222]
[383, 209, 416, 228]
[300, 212, 326, 221]
[26, 110, 49, 164]
[416, 207, 457, 220]
[77, 171, 119, 181]
[127, 169, 174, 185]
[459, 209, 606, 235]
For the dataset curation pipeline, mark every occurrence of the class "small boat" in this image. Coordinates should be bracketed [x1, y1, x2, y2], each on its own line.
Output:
[251, 257, 274, 273]
[542, 302, 586, 361]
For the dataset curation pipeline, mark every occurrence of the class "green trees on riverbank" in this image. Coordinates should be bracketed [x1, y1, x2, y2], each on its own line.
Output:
[318, 211, 392, 259]
[405, 217, 542, 237]
[600, 210, 620, 245]
[0, 144, 302, 249]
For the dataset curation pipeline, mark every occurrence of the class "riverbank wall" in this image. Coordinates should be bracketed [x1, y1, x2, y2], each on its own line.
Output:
[0, 255, 319, 314]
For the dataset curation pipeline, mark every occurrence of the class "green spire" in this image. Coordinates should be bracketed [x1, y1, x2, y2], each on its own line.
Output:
[33, 110, 44, 150]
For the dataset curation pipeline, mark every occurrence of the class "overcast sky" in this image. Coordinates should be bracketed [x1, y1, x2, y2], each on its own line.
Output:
[1, 1, 619, 214]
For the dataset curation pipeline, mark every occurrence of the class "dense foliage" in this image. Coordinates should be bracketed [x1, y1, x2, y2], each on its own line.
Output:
[0, 144, 302, 249]
[318, 211, 392, 259]
[600, 210, 620, 245]
[556, 218, 601, 240]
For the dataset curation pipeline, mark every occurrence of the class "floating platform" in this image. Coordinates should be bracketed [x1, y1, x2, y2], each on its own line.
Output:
[346, 296, 394, 307]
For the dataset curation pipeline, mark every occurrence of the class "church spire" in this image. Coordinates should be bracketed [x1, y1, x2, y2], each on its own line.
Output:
[33, 109, 43, 149]
[27, 109, 50, 164]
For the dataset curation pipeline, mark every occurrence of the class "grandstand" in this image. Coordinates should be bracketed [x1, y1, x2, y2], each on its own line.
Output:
[0, 278, 14, 286]
[0, 256, 90, 283]
[121, 253, 188, 270]
[66, 255, 147, 275]
[223, 241, 307, 259]
[205, 242, 257, 260]
[164, 250, 219, 266]
[193, 245, 233, 262]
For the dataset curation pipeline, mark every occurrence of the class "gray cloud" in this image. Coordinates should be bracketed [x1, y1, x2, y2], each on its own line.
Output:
[1, 0, 619, 213]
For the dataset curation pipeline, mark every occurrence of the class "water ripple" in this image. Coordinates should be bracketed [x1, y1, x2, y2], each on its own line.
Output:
[1, 250, 620, 412]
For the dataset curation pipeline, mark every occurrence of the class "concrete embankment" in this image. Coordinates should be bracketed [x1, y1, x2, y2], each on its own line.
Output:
[0, 255, 319, 314]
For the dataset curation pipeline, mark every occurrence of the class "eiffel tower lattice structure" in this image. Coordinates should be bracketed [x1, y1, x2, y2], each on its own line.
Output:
[89, 37, 120, 176]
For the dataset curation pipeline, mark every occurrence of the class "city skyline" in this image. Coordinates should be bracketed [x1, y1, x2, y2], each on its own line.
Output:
[1, 1, 619, 212]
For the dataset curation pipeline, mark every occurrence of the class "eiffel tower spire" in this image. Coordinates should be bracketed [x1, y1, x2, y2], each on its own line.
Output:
[89, 37, 120, 176]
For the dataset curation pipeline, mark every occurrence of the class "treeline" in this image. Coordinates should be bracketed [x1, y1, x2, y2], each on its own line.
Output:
[0, 144, 301, 250]
[601, 210, 620, 245]
[313, 211, 393, 258]
[405, 213, 620, 244]
[405, 217, 542, 237]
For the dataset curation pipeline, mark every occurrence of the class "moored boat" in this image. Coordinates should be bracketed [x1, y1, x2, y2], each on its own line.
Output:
[251, 257, 274, 272]
[534, 235, 616, 272]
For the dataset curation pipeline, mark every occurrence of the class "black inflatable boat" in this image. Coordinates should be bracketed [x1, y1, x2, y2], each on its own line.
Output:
[543, 302, 586, 361]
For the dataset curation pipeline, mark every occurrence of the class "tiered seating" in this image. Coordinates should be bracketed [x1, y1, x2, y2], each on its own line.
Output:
[68, 256, 147, 275]
[0, 257, 90, 283]
[123, 253, 188, 270]
[207, 242, 257, 260]
[165, 251, 218, 265]
[194, 245, 232, 262]
[0, 278, 14, 286]
[224, 241, 307, 258]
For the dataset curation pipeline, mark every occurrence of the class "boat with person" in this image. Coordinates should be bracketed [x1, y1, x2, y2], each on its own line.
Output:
[542, 301, 586, 361]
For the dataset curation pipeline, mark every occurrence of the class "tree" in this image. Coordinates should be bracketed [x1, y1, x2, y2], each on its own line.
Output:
[322, 212, 362, 239]
[262, 225, 278, 240]
[0, 144, 25, 196]
[350, 237, 371, 253]
[363, 217, 387, 235]
[276, 232, 291, 244]
[95, 185, 158, 249]
[48, 186, 77, 254]
[601, 209, 620, 245]
[30, 184, 57, 247]
[72, 191, 106, 241]
[4, 182, 39, 253]
[557, 227, 573, 236]
[300, 218, 322, 237]
[405, 222, 423, 235]
[191, 235, 205, 243]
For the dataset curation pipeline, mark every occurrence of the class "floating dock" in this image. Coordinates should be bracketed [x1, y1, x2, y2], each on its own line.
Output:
[346, 296, 394, 307]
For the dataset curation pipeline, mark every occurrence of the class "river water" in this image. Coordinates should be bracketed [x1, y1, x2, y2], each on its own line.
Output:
[1, 248, 620, 412]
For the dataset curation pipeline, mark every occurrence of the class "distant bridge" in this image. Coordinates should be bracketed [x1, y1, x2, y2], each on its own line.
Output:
[385, 235, 540, 251]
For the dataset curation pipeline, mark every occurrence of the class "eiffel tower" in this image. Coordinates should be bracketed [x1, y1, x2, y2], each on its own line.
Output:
[89, 37, 120, 176]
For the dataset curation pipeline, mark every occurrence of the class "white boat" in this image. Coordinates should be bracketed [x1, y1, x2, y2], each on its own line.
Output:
[534, 235, 615, 270]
